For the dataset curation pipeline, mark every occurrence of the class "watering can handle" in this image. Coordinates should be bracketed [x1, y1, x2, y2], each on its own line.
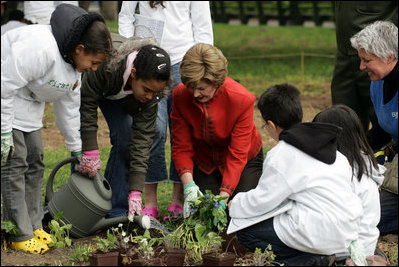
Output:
[45, 157, 79, 204]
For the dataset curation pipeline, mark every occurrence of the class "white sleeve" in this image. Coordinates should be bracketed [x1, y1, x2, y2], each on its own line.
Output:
[118, 1, 138, 38]
[229, 163, 293, 218]
[58, 1, 79, 6]
[190, 1, 213, 45]
[53, 82, 82, 152]
[1, 34, 48, 133]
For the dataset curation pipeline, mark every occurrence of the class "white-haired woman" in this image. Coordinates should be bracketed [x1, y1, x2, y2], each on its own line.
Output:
[349, 20, 398, 266]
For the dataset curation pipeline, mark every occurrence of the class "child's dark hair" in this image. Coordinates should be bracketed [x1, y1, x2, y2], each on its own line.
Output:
[149, 1, 165, 8]
[134, 44, 171, 82]
[80, 20, 114, 55]
[257, 83, 303, 129]
[9, 9, 24, 21]
[313, 104, 379, 181]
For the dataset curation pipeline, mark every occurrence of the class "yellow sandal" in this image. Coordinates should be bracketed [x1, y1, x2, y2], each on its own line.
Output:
[33, 228, 54, 245]
[11, 237, 49, 254]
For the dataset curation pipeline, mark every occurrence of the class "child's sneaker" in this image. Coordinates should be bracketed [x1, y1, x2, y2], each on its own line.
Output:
[33, 228, 54, 245]
[11, 237, 49, 254]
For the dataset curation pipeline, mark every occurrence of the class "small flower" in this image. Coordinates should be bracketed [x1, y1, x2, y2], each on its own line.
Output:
[205, 193, 210, 200]
[118, 223, 123, 228]
[213, 201, 221, 209]
[189, 205, 195, 214]
[121, 231, 126, 237]
[123, 237, 129, 243]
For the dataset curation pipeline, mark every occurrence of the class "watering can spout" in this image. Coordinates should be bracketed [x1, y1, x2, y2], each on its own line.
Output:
[91, 215, 151, 233]
[91, 216, 129, 233]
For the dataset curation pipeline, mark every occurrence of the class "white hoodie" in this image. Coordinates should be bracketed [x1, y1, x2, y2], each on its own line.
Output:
[229, 140, 363, 255]
[337, 154, 386, 258]
[1, 24, 81, 152]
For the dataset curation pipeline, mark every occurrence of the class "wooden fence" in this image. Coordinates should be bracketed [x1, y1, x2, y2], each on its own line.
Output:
[210, 1, 335, 26]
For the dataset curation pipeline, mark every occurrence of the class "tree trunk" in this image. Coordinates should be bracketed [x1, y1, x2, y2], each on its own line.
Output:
[78, 1, 91, 11]
[100, 1, 118, 21]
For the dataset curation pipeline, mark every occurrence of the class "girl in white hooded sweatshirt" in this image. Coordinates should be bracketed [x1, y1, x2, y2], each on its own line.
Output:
[1, 4, 112, 254]
[313, 104, 386, 266]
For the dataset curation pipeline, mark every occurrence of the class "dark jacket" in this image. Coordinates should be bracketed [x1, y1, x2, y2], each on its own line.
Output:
[335, 1, 398, 56]
[80, 34, 163, 192]
[279, 122, 342, 164]
[50, 3, 105, 66]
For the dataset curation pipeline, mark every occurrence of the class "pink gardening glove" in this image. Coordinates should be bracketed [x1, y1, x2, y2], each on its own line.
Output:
[128, 191, 142, 221]
[77, 149, 102, 178]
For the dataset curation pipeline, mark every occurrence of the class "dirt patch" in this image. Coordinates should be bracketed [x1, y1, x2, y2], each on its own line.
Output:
[41, 103, 111, 149]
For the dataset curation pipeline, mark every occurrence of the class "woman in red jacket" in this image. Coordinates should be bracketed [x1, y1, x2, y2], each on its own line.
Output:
[171, 43, 263, 218]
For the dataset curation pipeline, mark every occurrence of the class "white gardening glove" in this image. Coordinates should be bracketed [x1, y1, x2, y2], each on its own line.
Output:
[1, 132, 14, 167]
[183, 181, 203, 218]
[348, 239, 368, 266]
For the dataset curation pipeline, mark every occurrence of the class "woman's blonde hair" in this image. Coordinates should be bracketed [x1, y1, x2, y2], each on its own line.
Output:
[180, 43, 228, 89]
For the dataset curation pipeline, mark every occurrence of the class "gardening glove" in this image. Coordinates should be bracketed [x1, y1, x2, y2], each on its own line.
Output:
[348, 239, 368, 266]
[128, 190, 143, 221]
[1, 132, 14, 167]
[217, 198, 227, 210]
[76, 149, 102, 178]
[183, 181, 203, 218]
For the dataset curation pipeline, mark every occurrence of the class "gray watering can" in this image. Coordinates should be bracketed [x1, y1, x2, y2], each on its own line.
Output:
[45, 157, 133, 238]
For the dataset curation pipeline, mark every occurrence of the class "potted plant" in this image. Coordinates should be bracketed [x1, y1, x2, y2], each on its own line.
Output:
[239, 245, 283, 266]
[129, 229, 163, 266]
[189, 191, 228, 234]
[67, 244, 95, 264]
[163, 223, 186, 266]
[174, 191, 231, 265]
[89, 229, 120, 266]
[201, 231, 236, 266]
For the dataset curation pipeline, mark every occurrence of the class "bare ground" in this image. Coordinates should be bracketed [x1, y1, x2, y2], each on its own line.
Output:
[1, 91, 398, 266]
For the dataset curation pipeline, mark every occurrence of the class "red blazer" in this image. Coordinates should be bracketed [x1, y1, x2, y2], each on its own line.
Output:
[171, 77, 263, 195]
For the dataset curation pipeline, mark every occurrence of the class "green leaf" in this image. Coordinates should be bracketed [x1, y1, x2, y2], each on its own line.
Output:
[55, 241, 65, 249]
[54, 211, 64, 221]
[65, 237, 72, 246]
[194, 224, 206, 243]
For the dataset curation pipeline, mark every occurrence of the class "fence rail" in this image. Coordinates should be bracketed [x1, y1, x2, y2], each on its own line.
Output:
[210, 1, 335, 26]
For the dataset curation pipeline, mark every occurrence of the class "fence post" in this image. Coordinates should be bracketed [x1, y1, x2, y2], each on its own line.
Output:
[288, 1, 302, 25]
[312, 1, 322, 26]
[219, 1, 228, 23]
[210, 1, 219, 22]
[238, 1, 248, 24]
[277, 1, 286, 26]
[257, 1, 266, 25]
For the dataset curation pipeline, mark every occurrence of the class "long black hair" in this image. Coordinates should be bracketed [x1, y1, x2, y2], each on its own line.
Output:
[313, 104, 379, 181]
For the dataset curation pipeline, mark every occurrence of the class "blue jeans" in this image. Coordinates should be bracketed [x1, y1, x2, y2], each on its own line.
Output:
[237, 218, 332, 266]
[100, 98, 132, 218]
[378, 189, 398, 235]
[145, 62, 180, 183]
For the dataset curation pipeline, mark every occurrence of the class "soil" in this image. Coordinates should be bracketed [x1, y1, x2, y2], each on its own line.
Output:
[1, 92, 398, 266]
